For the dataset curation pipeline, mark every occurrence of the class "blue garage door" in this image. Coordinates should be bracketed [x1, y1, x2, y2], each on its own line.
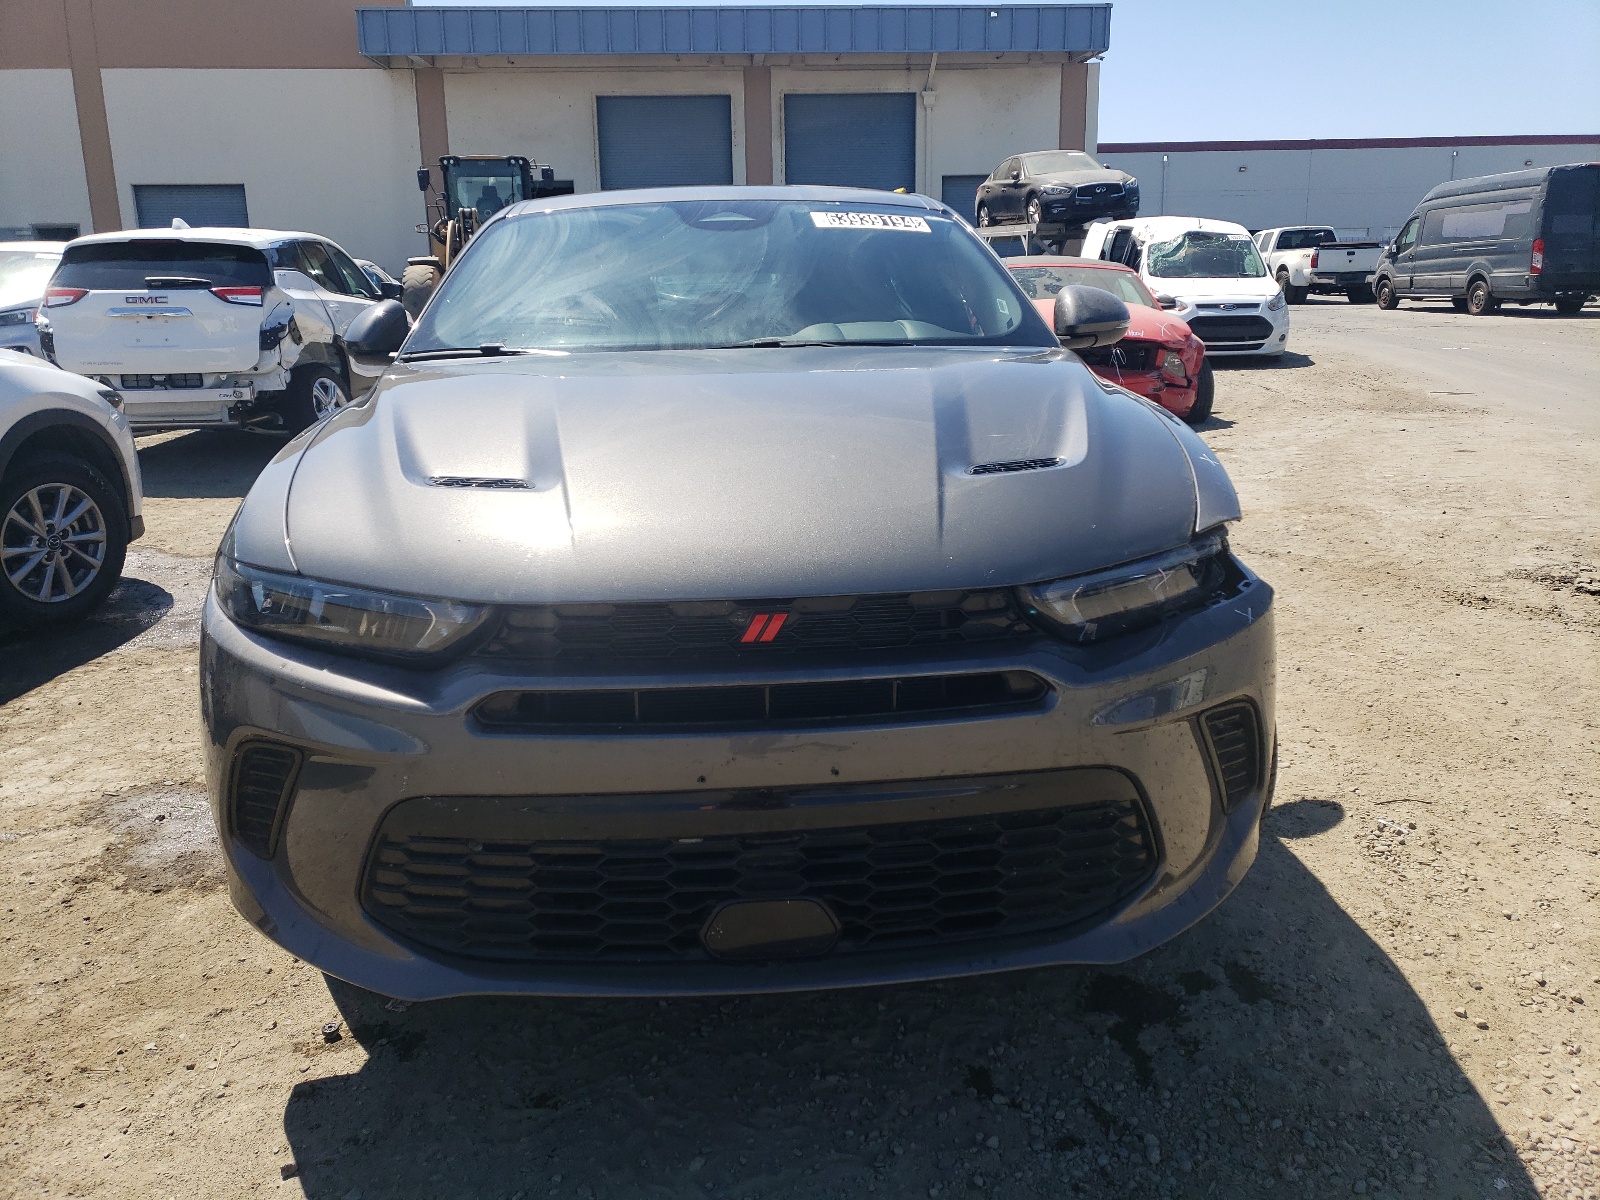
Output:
[784, 93, 916, 192]
[596, 95, 734, 190]
[133, 184, 249, 228]
[941, 174, 988, 225]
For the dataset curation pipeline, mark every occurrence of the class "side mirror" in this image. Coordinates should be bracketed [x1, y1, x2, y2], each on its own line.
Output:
[1053, 285, 1130, 350]
[379, 280, 403, 302]
[344, 299, 410, 364]
[1155, 293, 1180, 311]
[1010, 170, 1022, 182]
[416, 167, 432, 192]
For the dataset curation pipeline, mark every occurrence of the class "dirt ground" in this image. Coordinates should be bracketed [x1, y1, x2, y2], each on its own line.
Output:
[2, 300, 1597, 1200]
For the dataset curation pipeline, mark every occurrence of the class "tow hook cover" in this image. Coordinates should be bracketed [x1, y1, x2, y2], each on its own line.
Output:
[700, 898, 840, 960]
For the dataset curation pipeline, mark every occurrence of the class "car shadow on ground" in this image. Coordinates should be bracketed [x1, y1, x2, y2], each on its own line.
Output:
[1189, 414, 1235, 431]
[135, 429, 283, 500]
[0, 575, 172, 703]
[1212, 352, 1316, 371]
[281, 803, 1534, 1200]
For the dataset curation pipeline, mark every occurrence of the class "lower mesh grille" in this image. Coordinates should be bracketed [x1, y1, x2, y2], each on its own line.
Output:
[1079, 340, 1159, 371]
[1187, 316, 1274, 343]
[119, 373, 205, 389]
[229, 743, 301, 857]
[361, 781, 1157, 964]
[1201, 702, 1263, 812]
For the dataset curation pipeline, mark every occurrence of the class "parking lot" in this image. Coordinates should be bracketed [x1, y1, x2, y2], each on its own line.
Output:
[2, 299, 1597, 1199]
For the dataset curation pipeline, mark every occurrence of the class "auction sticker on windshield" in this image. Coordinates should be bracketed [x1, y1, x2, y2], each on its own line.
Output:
[810, 212, 931, 233]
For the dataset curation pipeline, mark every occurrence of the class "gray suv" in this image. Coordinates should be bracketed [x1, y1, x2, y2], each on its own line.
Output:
[201, 187, 1274, 999]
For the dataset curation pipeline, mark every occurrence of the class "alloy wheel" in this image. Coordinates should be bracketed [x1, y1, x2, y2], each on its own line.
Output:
[2, 482, 107, 603]
[1027, 199, 1042, 225]
[311, 375, 349, 418]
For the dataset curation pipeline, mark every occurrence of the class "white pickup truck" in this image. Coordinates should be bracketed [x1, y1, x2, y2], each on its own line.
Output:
[1254, 226, 1382, 304]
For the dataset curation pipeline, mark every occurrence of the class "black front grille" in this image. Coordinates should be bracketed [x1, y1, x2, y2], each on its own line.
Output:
[475, 671, 1049, 731]
[118, 373, 205, 389]
[477, 590, 1034, 664]
[1079, 340, 1159, 371]
[1201, 702, 1263, 812]
[228, 742, 302, 857]
[1187, 316, 1275, 343]
[362, 786, 1157, 964]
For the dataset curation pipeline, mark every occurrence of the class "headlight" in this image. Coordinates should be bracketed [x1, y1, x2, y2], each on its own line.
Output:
[0, 307, 35, 327]
[215, 551, 487, 659]
[1020, 533, 1229, 643]
[96, 388, 124, 411]
[1265, 291, 1287, 312]
[1041, 185, 1071, 196]
[1159, 350, 1187, 384]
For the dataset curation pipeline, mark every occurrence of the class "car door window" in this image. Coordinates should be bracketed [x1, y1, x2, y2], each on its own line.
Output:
[324, 243, 379, 299]
[1106, 227, 1133, 264]
[1394, 217, 1420, 255]
[296, 241, 345, 293]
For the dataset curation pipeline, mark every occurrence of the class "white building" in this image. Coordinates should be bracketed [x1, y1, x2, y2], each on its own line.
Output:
[0, 0, 1109, 273]
[1095, 135, 1600, 240]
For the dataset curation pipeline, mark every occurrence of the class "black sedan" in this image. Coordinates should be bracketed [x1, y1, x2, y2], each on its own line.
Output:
[976, 150, 1139, 230]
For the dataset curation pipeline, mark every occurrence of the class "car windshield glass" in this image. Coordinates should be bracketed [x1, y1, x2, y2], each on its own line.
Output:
[51, 241, 272, 290]
[1145, 231, 1267, 279]
[1007, 264, 1156, 307]
[0, 249, 62, 309]
[449, 167, 526, 221]
[408, 200, 1054, 353]
[1023, 151, 1102, 175]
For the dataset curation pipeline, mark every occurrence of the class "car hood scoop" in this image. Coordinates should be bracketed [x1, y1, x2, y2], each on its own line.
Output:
[280, 347, 1198, 604]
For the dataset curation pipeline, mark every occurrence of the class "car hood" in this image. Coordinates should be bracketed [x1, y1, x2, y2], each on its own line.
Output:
[261, 346, 1204, 603]
[1030, 299, 1193, 346]
[1034, 168, 1133, 189]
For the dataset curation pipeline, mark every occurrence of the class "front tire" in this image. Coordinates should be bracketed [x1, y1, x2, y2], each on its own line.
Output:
[1025, 196, 1043, 227]
[0, 455, 128, 629]
[976, 204, 992, 228]
[1375, 277, 1399, 309]
[1465, 278, 1497, 315]
[1276, 269, 1308, 305]
[283, 364, 350, 433]
[1346, 284, 1375, 304]
[400, 262, 442, 321]
[1182, 361, 1215, 426]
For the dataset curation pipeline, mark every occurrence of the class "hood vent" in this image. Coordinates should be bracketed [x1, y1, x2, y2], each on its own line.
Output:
[969, 457, 1063, 476]
[427, 476, 531, 490]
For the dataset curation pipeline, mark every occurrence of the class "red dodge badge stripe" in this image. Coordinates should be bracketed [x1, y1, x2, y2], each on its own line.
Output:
[758, 613, 788, 642]
[740, 614, 770, 643]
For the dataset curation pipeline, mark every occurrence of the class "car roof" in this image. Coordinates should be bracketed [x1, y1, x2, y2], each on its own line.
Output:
[1098, 215, 1251, 236]
[498, 185, 950, 222]
[0, 241, 66, 253]
[1000, 256, 1135, 272]
[64, 228, 330, 250]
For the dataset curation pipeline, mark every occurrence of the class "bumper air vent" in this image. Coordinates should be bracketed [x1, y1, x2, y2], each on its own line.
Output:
[228, 742, 302, 858]
[475, 671, 1050, 731]
[1200, 702, 1264, 812]
[969, 457, 1064, 476]
[119, 373, 204, 390]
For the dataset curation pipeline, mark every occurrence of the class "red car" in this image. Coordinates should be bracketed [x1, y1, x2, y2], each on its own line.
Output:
[1005, 256, 1213, 424]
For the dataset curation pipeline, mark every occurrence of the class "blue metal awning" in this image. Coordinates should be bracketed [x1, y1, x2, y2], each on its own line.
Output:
[357, 5, 1110, 59]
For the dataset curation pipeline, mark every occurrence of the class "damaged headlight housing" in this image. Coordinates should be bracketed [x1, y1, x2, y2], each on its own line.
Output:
[215, 548, 487, 660]
[1020, 532, 1229, 643]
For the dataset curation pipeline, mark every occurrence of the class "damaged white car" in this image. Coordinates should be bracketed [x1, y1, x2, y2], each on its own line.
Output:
[37, 228, 399, 433]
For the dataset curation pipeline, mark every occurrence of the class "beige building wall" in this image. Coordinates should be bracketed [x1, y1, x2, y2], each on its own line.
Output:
[0, 69, 94, 236]
[99, 68, 424, 272]
[443, 66, 750, 193]
[919, 66, 1063, 197]
[1099, 141, 1600, 237]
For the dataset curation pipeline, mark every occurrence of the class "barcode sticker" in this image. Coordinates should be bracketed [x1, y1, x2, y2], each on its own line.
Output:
[810, 212, 931, 233]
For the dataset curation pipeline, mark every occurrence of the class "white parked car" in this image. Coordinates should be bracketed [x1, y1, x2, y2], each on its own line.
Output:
[0, 241, 66, 357]
[38, 228, 397, 433]
[1253, 226, 1381, 304]
[1080, 216, 1289, 357]
[0, 350, 142, 628]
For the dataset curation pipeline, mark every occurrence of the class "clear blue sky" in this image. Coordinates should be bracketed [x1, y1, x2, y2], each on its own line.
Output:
[416, 0, 1600, 142]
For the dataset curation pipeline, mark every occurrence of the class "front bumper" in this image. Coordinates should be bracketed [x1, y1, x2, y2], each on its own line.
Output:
[200, 571, 1275, 998]
[0, 321, 42, 356]
[1040, 194, 1138, 227]
[1085, 365, 1197, 419]
[1186, 305, 1289, 357]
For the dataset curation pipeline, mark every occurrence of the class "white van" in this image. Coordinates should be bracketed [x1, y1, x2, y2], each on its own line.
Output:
[1080, 216, 1289, 357]
[38, 228, 397, 432]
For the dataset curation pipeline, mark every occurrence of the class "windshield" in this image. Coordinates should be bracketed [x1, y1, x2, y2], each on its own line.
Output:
[1023, 151, 1103, 175]
[1007, 264, 1156, 308]
[408, 200, 1054, 354]
[52, 241, 271, 290]
[1146, 231, 1267, 279]
[0, 249, 63, 309]
[448, 166, 526, 221]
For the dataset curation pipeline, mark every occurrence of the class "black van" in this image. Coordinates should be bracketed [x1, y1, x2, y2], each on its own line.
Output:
[1374, 163, 1598, 315]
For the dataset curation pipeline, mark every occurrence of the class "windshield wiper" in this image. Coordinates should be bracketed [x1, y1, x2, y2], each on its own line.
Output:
[717, 337, 920, 349]
[399, 343, 533, 361]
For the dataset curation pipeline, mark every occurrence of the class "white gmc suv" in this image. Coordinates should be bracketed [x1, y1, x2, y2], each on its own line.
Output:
[38, 228, 397, 433]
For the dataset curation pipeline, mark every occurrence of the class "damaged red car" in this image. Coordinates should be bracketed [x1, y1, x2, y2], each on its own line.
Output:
[1005, 257, 1213, 424]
